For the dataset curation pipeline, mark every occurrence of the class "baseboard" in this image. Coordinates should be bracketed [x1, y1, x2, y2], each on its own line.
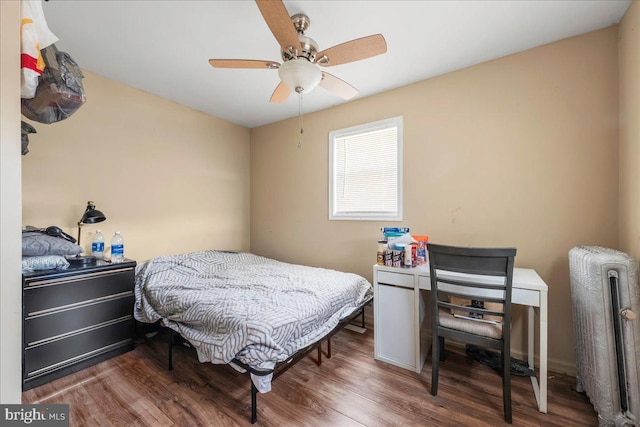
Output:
[443, 341, 577, 376]
[510, 348, 577, 377]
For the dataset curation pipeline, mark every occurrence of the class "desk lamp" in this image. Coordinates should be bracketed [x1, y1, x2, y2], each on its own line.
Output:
[67, 201, 106, 267]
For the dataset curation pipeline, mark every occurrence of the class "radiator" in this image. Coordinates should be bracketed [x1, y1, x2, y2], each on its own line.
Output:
[569, 246, 640, 427]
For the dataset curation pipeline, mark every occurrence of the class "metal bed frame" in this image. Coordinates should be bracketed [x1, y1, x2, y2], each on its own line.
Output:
[166, 297, 371, 424]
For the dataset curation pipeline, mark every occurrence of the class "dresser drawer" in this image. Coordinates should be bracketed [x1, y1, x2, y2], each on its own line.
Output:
[24, 317, 134, 378]
[24, 268, 134, 315]
[24, 294, 134, 346]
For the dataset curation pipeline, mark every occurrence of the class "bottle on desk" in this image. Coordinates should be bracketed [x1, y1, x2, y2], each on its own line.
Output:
[377, 240, 387, 266]
[414, 236, 429, 265]
[91, 230, 105, 259]
[404, 244, 413, 268]
[111, 231, 125, 263]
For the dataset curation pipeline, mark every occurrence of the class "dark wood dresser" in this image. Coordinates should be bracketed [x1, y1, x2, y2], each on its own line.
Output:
[22, 259, 136, 390]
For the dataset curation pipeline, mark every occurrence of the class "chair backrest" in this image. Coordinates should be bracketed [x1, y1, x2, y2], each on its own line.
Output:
[427, 243, 517, 335]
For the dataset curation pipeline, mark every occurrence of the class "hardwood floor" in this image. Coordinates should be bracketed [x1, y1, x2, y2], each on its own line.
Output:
[23, 308, 597, 426]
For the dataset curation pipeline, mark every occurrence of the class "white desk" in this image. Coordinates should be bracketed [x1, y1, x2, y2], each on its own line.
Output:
[373, 264, 548, 414]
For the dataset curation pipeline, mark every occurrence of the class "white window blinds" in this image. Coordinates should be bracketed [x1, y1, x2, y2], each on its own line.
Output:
[329, 116, 403, 221]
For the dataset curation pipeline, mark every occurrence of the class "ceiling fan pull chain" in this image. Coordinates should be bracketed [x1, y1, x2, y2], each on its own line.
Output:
[298, 91, 304, 149]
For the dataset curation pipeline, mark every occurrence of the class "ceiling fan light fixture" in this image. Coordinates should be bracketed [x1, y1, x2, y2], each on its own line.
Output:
[278, 58, 322, 94]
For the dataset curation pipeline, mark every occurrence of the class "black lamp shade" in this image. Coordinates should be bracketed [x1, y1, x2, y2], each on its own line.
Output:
[80, 202, 106, 224]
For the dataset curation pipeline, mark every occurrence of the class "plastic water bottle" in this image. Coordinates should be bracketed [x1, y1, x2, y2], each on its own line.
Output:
[111, 231, 124, 263]
[403, 244, 413, 268]
[92, 230, 105, 259]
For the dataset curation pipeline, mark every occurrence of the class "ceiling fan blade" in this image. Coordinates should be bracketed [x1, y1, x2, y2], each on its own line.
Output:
[209, 59, 280, 69]
[270, 81, 291, 103]
[319, 72, 358, 100]
[255, 0, 300, 53]
[316, 34, 387, 67]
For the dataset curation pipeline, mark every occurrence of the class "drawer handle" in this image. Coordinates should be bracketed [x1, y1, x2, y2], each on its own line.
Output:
[25, 315, 133, 348]
[26, 268, 133, 288]
[26, 339, 133, 378]
[26, 291, 133, 317]
[377, 282, 412, 289]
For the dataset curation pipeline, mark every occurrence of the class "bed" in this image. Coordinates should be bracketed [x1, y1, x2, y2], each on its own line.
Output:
[134, 250, 373, 422]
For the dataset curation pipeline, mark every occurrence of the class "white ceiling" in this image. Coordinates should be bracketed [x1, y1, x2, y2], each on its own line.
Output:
[42, 0, 631, 129]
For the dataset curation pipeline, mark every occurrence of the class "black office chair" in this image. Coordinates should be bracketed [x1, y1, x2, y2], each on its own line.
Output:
[427, 243, 516, 423]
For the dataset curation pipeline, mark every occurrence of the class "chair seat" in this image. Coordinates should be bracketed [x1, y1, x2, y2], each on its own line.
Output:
[438, 308, 503, 339]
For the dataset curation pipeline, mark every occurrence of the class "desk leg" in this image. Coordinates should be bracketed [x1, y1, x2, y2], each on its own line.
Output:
[528, 305, 548, 414]
[528, 306, 534, 371]
[414, 281, 422, 373]
[539, 292, 548, 413]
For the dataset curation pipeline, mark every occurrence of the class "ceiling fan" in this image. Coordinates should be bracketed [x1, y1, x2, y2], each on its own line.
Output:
[209, 0, 387, 103]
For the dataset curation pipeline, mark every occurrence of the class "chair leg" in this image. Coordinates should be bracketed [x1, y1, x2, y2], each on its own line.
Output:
[502, 347, 512, 423]
[431, 333, 439, 396]
[439, 336, 445, 362]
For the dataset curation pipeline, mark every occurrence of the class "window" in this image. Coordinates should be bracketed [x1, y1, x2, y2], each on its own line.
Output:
[329, 116, 403, 221]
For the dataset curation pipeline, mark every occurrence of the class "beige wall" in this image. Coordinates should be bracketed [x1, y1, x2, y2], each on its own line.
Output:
[14, 7, 632, 379]
[251, 27, 620, 373]
[619, 0, 640, 259]
[0, 0, 23, 403]
[22, 72, 251, 263]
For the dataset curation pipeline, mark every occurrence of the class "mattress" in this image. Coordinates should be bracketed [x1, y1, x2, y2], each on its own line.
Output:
[134, 250, 372, 389]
